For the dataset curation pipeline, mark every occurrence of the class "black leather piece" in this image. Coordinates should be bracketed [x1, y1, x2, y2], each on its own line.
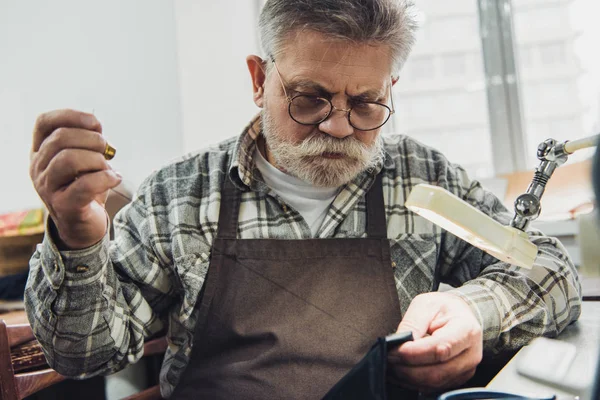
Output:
[322, 333, 417, 400]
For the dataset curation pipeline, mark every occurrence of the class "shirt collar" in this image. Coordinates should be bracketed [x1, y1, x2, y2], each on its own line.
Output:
[228, 113, 395, 192]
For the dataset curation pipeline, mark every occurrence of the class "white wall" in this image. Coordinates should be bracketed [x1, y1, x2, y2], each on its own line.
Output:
[1, 0, 265, 215]
[0, 0, 183, 214]
[174, 0, 261, 152]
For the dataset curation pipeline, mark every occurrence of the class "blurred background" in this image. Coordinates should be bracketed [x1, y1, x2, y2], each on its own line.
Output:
[1, 0, 599, 205]
[1, 0, 598, 205]
[395, 0, 600, 178]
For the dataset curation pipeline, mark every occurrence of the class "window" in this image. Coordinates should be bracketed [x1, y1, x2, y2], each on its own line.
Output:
[442, 54, 467, 77]
[409, 127, 493, 179]
[409, 57, 435, 80]
[537, 82, 574, 111]
[539, 42, 566, 65]
[431, 16, 480, 44]
[514, 0, 600, 168]
[395, 1, 493, 180]
[401, 95, 435, 121]
[519, 47, 534, 68]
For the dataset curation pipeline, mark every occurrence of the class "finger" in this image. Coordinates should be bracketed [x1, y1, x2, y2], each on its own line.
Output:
[390, 348, 478, 391]
[392, 295, 440, 351]
[52, 169, 122, 209]
[32, 109, 102, 152]
[392, 322, 473, 365]
[43, 149, 110, 191]
[33, 127, 108, 174]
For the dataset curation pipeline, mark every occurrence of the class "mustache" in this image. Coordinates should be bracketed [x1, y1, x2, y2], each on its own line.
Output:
[293, 133, 372, 159]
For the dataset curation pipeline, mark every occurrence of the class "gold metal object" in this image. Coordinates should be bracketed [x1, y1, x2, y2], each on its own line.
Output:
[103, 143, 116, 160]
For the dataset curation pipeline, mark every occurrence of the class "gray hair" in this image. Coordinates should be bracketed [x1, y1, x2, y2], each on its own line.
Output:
[258, 0, 419, 76]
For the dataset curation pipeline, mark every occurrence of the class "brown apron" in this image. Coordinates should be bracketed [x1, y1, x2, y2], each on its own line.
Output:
[171, 173, 402, 399]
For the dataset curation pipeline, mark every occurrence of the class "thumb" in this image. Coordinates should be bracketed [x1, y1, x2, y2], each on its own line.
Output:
[396, 296, 440, 340]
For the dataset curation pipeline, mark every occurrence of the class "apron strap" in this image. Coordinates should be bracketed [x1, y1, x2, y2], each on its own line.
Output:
[365, 173, 387, 239]
[216, 175, 241, 239]
[217, 172, 387, 239]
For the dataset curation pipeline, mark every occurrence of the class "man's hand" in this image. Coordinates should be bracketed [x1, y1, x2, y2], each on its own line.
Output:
[388, 292, 483, 392]
[30, 109, 122, 250]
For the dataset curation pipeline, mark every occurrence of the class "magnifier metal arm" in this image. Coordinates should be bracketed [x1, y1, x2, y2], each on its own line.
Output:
[510, 134, 600, 231]
[510, 139, 568, 231]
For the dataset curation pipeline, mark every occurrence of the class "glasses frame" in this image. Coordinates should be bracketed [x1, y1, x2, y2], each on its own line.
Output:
[270, 58, 396, 132]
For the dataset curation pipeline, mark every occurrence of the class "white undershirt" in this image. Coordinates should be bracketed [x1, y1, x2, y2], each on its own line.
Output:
[255, 148, 341, 237]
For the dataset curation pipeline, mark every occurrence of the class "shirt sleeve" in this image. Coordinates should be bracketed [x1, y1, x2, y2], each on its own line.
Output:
[435, 158, 582, 353]
[24, 181, 176, 378]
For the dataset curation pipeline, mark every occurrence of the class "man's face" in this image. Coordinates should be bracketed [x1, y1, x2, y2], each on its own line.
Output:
[250, 31, 394, 187]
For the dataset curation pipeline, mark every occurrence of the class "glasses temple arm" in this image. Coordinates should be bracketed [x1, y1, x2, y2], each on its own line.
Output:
[389, 79, 396, 114]
[270, 57, 291, 101]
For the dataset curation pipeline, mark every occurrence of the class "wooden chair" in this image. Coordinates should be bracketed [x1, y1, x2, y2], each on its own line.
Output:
[0, 317, 167, 400]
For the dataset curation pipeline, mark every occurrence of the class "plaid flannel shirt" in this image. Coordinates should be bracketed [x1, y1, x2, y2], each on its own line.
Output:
[25, 117, 582, 397]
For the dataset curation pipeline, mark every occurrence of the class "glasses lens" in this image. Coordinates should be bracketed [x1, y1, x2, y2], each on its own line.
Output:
[290, 95, 331, 124]
[349, 103, 391, 131]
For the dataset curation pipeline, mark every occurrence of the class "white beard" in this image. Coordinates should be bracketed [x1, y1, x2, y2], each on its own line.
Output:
[261, 109, 384, 188]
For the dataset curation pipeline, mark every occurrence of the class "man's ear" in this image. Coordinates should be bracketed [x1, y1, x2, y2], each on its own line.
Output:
[247, 55, 267, 108]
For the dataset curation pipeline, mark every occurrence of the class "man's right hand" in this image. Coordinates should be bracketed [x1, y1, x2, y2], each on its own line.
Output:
[30, 109, 122, 250]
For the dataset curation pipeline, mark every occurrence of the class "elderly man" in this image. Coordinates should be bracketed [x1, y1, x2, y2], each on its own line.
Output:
[26, 0, 581, 398]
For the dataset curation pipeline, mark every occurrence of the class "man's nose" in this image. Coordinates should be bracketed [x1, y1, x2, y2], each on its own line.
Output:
[318, 108, 354, 139]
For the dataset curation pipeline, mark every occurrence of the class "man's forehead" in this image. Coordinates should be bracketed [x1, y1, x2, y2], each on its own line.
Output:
[278, 30, 393, 82]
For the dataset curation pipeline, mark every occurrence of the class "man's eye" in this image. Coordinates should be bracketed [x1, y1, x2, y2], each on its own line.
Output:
[295, 92, 322, 99]
[353, 102, 371, 110]
[294, 96, 326, 108]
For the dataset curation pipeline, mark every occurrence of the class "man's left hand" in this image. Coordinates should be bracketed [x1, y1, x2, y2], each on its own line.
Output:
[388, 292, 483, 392]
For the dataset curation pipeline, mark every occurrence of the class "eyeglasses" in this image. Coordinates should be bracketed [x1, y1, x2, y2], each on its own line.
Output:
[270, 58, 395, 132]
